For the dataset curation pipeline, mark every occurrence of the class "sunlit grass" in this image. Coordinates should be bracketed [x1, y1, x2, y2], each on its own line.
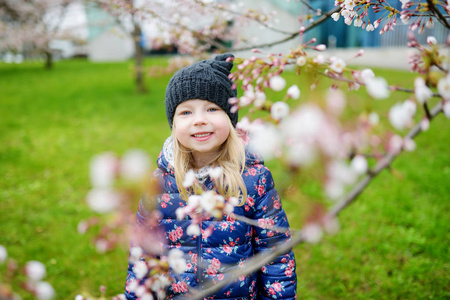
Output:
[0, 58, 448, 299]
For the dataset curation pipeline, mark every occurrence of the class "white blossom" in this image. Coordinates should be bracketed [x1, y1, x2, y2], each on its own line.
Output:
[0, 245, 6, 263]
[366, 77, 390, 99]
[90, 152, 118, 188]
[426, 20, 434, 29]
[286, 140, 316, 167]
[400, 14, 410, 24]
[129, 247, 143, 263]
[437, 75, 450, 100]
[328, 160, 357, 186]
[254, 91, 267, 108]
[115, 294, 126, 300]
[351, 155, 368, 175]
[325, 179, 345, 200]
[35, 281, 55, 300]
[187, 224, 201, 236]
[366, 24, 374, 31]
[75, 295, 85, 300]
[360, 68, 375, 83]
[287, 85, 301, 99]
[313, 54, 325, 64]
[249, 122, 281, 160]
[133, 261, 149, 279]
[86, 187, 120, 214]
[427, 36, 437, 45]
[323, 217, 340, 234]
[443, 101, 450, 118]
[326, 89, 346, 115]
[120, 149, 150, 181]
[271, 101, 290, 120]
[354, 18, 362, 27]
[420, 118, 430, 131]
[175, 206, 188, 220]
[344, 17, 353, 26]
[344, 0, 356, 10]
[168, 249, 186, 274]
[389, 101, 415, 130]
[296, 56, 307, 66]
[414, 77, 433, 104]
[389, 134, 404, 154]
[302, 223, 323, 244]
[329, 57, 346, 73]
[403, 138, 416, 152]
[200, 191, 219, 212]
[187, 195, 201, 207]
[182, 169, 196, 188]
[368, 112, 380, 125]
[331, 12, 340, 21]
[209, 166, 222, 179]
[25, 261, 46, 282]
[269, 76, 286, 91]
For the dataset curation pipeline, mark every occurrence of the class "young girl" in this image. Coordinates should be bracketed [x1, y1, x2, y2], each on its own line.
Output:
[125, 53, 297, 299]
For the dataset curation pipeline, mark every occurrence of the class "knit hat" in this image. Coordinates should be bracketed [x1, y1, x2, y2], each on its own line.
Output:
[165, 53, 238, 129]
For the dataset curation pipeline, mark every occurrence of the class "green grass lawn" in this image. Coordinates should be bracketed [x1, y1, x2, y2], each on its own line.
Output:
[0, 58, 449, 299]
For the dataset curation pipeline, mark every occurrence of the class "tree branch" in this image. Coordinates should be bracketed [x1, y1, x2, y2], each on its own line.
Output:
[186, 101, 444, 300]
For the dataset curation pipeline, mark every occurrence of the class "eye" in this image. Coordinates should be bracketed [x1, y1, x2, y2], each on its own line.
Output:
[179, 110, 191, 116]
[207, 107, 220, 112]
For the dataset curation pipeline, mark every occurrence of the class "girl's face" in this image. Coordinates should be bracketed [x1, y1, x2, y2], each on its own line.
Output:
[173, 99, 230, 167]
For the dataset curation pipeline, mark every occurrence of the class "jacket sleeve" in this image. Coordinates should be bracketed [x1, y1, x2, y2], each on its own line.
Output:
[250, 165, 297, 300]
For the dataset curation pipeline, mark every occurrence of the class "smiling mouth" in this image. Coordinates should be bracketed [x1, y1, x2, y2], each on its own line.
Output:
[193, 133, 212, 138]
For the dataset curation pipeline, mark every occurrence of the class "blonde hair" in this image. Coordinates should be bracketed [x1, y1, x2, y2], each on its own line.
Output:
[172, 120, 247, 205]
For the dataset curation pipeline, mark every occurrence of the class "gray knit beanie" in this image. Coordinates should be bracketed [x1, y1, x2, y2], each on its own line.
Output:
[165, 53, 238, 129]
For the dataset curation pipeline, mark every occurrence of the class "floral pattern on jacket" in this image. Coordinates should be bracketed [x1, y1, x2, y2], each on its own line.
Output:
[125, 138, 297, 299]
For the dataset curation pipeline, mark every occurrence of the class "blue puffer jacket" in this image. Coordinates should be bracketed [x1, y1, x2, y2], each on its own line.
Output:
[125, 138, 297, 299]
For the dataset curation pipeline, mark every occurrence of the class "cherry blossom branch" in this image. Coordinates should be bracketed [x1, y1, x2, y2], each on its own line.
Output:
[230, 213, 290, 234]
[426, 0, 450, 29]
[328, 100, 443, 216]
[187, 101, 444, 300]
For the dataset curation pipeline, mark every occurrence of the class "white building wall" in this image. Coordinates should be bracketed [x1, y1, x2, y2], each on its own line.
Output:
[88, 26, 135, 62]
[233, 0, 301, 58]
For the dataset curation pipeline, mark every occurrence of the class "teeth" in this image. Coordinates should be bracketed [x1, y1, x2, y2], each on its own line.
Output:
[194, 133, 211, 138]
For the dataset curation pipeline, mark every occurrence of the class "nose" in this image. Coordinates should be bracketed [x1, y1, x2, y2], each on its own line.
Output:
[193, 111, 208, 126]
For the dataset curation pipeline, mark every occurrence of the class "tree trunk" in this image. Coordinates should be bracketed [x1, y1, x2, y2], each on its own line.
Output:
[44, 50, 53, 70]
[133, 23, 147, 94]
